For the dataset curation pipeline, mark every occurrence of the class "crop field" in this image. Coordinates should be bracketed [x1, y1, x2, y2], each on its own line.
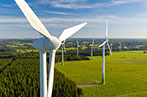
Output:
[16, 49, 38, 53]
[57, 47, 76, 52]
[55, 51, 147, 97]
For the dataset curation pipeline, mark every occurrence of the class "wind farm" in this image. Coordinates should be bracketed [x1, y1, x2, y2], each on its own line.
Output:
[0, 0, 147, 97]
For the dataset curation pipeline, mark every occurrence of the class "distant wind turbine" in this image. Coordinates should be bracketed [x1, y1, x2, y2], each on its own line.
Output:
[99, 22, 111, 84]
[64, 43, 66, 54]
[61, 41, 66, 65]
[15, 0, 87, 97]
[76, 40, 80, 56]
[90, 39, 95, 59]
[110, 43, 113, 51]
[118, 41, 122, 51]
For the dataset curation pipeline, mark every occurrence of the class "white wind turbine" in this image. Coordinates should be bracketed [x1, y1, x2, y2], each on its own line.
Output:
[15, 0, 87, 97]
[76, 40, 80, 56]
[110, 43, 113, 51]
[61, 40, 66, 65]
[99, 22, 111, 84]
[90, 39, 95, 59]
[118, 41, 122, 51]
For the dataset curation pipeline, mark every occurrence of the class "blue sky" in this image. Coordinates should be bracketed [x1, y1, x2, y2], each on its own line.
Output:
[0, 0, 147, 39]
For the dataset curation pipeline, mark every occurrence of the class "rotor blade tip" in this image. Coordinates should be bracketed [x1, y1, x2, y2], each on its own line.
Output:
[84, 22, 88, 25]
[58, 22, 87, 42]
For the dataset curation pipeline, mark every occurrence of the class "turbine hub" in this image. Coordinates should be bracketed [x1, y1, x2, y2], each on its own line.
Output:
[32, 37, 61, 52]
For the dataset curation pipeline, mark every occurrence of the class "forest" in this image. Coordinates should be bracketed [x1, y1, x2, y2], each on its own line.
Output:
[0, 58, 83, 97]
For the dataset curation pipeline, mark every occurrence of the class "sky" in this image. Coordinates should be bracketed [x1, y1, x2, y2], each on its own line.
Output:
[0, 0, 147, 39]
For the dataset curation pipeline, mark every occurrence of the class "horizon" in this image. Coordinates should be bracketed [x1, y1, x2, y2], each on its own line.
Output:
[1, 37, 147, 40]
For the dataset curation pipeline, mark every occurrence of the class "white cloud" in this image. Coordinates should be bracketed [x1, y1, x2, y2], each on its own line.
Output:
[140, 13, 147, 17]
[38, 0, 145, 9]
[0, 15, 147, 28]
[45, 11, 77, 15]
[0, 8, 17, 14]
[50, 1, 107, 9]
[0, 15, 147, 38]
[1, 4, 15, 8]
[58, 0, 86, 3]
[0, 18, 26, 23]
[111, 0, 142, 5]
[39, 0, 86, 4]
[49, 1, 106, 9]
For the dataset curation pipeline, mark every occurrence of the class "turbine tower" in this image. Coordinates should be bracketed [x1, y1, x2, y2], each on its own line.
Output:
[90, 39, 95, 59]
[64, 42, 66, 54]
[61, 41, 66, 65]
[15, 0, 87, 97]
[76, 40, 80, 56]
[99, 22, 111, 84]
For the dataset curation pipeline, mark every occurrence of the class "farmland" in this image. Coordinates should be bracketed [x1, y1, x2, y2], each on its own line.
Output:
[55, 51, 147, 97]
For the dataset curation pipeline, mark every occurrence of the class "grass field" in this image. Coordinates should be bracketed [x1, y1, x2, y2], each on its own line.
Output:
[55, 51, 147, 97]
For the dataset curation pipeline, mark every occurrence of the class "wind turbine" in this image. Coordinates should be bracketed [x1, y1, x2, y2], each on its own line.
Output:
[15, 0, 87, 97]
[64, 42, 66, 54]
[118, 41, 122, 51]
[90, 39, 95, 59]
[61, 41, 66, 65]
[99, 22, 111, 84]
[110, 43, 113, 51]
[76, 40, 80, 56]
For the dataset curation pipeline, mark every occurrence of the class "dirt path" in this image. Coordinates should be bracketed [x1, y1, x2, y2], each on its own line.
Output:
[77, 83, 101, 88]
[115, 91, 147, 97]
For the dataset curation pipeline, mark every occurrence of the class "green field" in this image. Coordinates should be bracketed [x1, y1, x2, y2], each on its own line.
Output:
[55, 51, 147, 97]
[16, 49, 38, 53]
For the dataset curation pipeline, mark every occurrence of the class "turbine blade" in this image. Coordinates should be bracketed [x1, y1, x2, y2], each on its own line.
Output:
[99, 40, 107, 48]
[15, 0, 52, 40]
[106, 22, 109, 39]
[107, 42, 112, 55]
[76, 40, 79, 46]
[110, 43, 113, 50]
[119, 41, 122, 46]
[59, 22, 87, 42]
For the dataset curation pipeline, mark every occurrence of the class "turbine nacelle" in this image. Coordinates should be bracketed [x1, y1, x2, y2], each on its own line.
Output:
[32, 37, 61, 52]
